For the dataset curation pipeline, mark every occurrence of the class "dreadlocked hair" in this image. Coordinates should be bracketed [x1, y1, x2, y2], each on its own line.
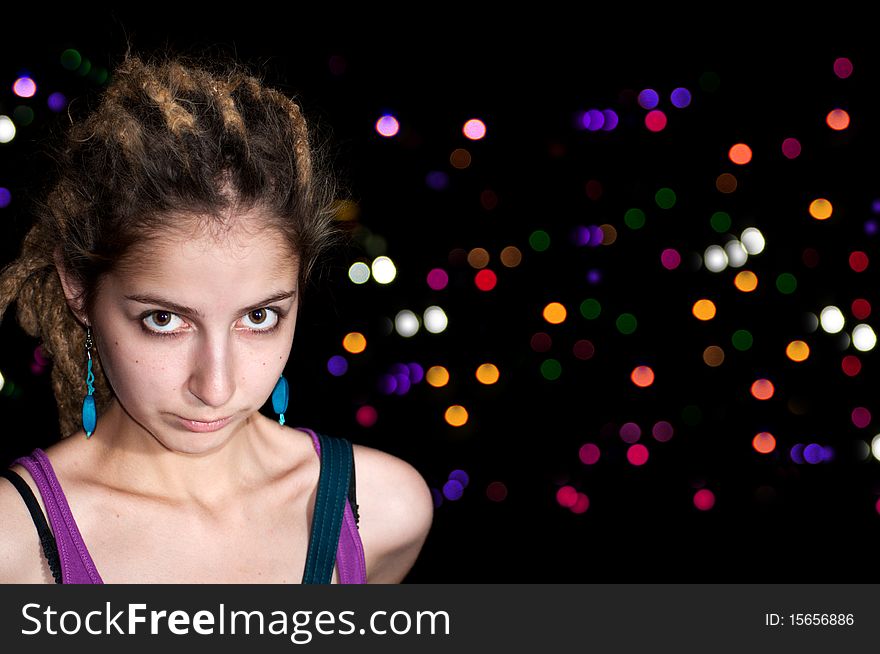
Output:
[0, 47, 352, 438]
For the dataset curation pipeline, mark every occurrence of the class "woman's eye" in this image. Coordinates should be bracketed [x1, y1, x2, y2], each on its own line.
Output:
[241, 308, 279, 331]
[143, 311, 185, 333]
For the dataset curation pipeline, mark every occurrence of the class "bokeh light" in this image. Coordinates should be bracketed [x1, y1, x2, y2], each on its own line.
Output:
[371, 256, 397, 284]
[0, 116, 16, 144]
[13, 77, 37, 98]
[327, 355, 348, 377]
[355, 405, 378, 428]
[703, 345, 724, 367]
[820, 306, 845, 333]
[752, 432, 776, 454]
[833, 57, 853, 79]
[670, 87, 691, 108]
[627, 444, 649, 465]
[394, 310, 419, 337]
[826, 109, 850, 131]
[426, 366, 450, 387]
[660, 248, 681, 270]
[851, 407, 871, 429]
[486, 481, 508, 502]
[652, 421, 674, 442]
[729, 143, 752, 164]
[375, 114, 400, 137]
[809, 198, 833, 220]
[852, 324, 877, 352]
[785, 340, 810, 362]
[638, 89, 660, 109]
[645, 109, 667, 132]
[342, 332, 367, 354]
[750, 379, 775, 400]
[693, 489, 715, 511]
[450, 148, 472, 169]
[462, 118, 486, 140]
[631, 366, 654, 387]
[579, 443, 600, 465]
[444, 405, 468, 427]
[781, 137, 802, 159]
[715, 173, 738, 193]
[734, 271, 758, 292]
[426, 268, 449, 290]
[348, 261, 371, 284]
[475, 363, 500, 385]
[474, 269, 497, 291]
[543, 302, 567, 324]
[692, 299, 717, 321]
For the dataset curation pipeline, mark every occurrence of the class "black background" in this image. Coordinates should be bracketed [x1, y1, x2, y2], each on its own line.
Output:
[1, 12, 879, 581]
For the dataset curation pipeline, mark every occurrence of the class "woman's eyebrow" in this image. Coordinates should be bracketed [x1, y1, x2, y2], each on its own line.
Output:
[124, 290, 297, 318]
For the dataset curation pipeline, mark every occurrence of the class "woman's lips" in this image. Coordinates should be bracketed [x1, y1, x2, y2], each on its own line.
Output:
[176, 416, 232, 432]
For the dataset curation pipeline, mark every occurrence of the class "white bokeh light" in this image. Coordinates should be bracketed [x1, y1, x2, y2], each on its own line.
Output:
[704, 245, 729, 272]
[852, 323, 877, 352]
[820, 306, 845, 334]
[423, 305, 448, 334]
[371, 256, 397, 284]
[872, 434, 880, 462]
[348, 261, 370, 284]
[740, 227, 766, 254]
[0, 116, 16, 144]
[724, 239, 749, 268]
[394, 310, 419, 337]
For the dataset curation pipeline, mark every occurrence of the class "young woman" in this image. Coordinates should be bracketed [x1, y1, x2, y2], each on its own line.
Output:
[0, 49, 433, 583]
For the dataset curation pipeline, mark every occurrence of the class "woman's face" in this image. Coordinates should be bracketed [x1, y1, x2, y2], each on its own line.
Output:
[87, 217, 300, 454]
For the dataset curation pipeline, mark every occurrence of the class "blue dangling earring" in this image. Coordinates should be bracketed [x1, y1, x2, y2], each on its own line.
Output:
[81, 326, 97, 438]
[272, 374, 288, 425]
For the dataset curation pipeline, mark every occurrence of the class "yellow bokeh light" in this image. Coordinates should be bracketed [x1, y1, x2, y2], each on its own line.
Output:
[599, 224, 617, 245]
[716, 173, 738, 193]
[692, 299, 717, 321]
[703, 345, 725, 367]
[476, 363, 500, 384]
[734, 270, 758, 292]
[450, 148, 472, 169]
[467, 247, 490, 269]
[445, 404, 468, 426]
[809, 198, 833, 220]
[543, 302, 567, 324]
[786, 340, 810, 362]
[500, 245, 522, 268]
[342, 332, 367, 354]
[426, 365, 450, 387]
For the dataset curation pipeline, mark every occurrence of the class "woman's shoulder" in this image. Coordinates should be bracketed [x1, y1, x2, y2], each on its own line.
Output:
[0, 460, 56, 583]
[346, 440, 434, 583]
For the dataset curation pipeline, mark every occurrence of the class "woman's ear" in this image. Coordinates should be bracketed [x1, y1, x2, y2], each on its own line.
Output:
[54, 246, 89, 325]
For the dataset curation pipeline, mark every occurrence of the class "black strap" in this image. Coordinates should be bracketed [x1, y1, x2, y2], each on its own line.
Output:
[301, 433, 354, 584]
[1, 469, 63, 583]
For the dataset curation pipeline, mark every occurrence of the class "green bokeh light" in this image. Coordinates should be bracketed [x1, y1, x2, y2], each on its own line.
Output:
[529, 230, 550, 252]
[681, 404, 702, 425]
[616, 313, 637, 334]
[776, 272, 797, 294]
[655, 187, 677, 209]
[624, 208, 646, 229]
[580, 298, 601, 319]
[60, 48, 81, 71]
[732, 329, 753, 351]
[13, 106, 34, 127]
[540, 358, 562, 380]
[710, 211, 732, 232]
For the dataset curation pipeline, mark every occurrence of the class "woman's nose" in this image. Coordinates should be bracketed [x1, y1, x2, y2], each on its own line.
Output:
[187, 334, 236, 409]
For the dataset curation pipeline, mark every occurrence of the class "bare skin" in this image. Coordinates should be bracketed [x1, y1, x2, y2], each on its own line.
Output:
[0, 211, 433, 583]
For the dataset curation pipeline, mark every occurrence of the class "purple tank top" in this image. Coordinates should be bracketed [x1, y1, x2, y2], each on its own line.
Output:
[13, 427, 367, 584]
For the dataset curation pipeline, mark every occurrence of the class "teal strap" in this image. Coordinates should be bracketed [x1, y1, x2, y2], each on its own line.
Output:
[302, 433, 353, 584]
